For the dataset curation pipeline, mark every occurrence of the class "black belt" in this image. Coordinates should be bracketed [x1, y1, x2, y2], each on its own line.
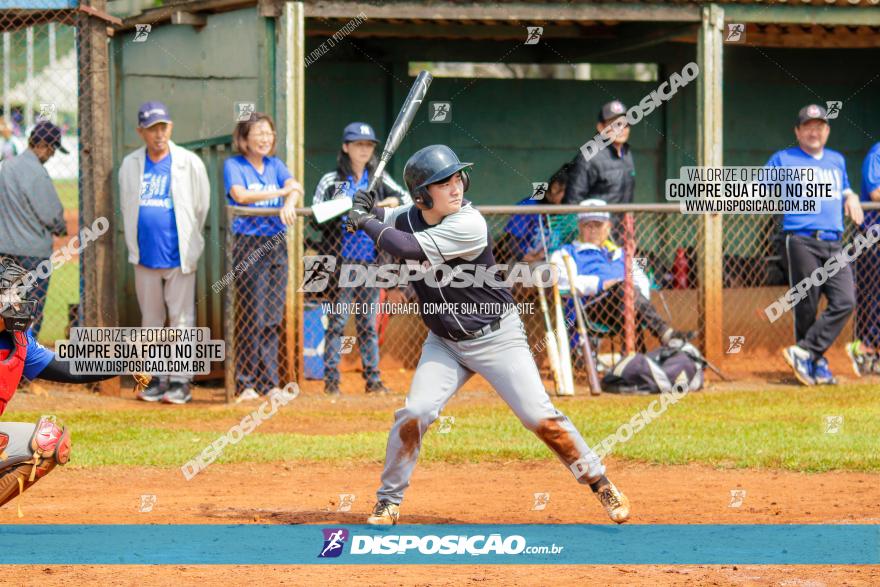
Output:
[787, 229, 841, 242]
[446, 309, 514, 342]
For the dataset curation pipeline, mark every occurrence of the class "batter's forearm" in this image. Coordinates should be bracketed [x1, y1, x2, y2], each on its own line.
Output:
[362, 218, 428, 261]
[36, 358, 118, 384]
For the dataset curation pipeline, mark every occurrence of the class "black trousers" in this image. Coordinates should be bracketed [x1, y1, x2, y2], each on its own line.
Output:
[784, 234, 856, 357]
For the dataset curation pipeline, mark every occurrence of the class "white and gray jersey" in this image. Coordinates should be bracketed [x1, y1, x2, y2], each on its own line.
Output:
[382, 201, 516, 340]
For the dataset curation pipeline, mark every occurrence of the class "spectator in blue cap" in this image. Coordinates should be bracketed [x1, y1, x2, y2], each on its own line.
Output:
[119, 101, 211, 405]
[312, 121, 410, 398]
[0, 120, 68, 337]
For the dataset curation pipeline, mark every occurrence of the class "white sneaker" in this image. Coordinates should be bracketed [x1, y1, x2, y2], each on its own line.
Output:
[268, 384, 300, 402]
[236, 388, 260, 403]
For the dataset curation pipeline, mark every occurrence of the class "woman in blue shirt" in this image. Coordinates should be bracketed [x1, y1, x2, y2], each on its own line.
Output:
[224, 112, 302, 400]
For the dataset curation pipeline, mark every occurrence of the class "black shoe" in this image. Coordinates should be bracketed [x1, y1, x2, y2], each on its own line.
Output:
[161, 382, 192, 405]
[324, 382, 340, 397]
[365, 382, 390, 395]
[137, 379, 166, 402]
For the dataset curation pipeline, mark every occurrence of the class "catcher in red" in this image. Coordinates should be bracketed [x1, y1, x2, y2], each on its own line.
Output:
[0, 257, 124, 512]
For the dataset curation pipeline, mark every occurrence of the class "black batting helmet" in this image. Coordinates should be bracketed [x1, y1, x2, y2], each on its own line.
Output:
[0, 257, 36, 333]
[403, 145, 472, 209]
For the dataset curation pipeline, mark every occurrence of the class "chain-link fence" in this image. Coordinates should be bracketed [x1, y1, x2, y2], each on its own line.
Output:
[224, 206, 296, 400]
[279, 203, 878, 398]
[1, 10, 82, 346]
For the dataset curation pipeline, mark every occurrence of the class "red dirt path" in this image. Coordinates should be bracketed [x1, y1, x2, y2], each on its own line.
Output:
[4, 460, 879, 586]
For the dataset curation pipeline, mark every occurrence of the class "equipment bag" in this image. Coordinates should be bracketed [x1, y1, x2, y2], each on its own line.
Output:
[602, 342, 704, 394]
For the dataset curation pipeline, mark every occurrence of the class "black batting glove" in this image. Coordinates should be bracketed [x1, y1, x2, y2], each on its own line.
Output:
[345, 189, 378, 233]
[352, 189, 377, 212]
[345, 208, 376, 233]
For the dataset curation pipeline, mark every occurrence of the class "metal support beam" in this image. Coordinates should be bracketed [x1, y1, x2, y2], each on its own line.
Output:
[171, 11, 208, 27]
[306, 1, 702, 22]
[79, 0, 120, 395]
[279, 1, 306, 388]
[723, 4, 880, 26]
[697, 4, 725, 369]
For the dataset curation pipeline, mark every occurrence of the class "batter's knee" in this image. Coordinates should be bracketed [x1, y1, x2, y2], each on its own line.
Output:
[398, 402, 441, 426]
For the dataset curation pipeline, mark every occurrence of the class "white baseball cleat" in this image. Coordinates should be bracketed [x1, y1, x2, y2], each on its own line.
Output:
[367, 501, 400, 525]
[595, 480, 631, 524]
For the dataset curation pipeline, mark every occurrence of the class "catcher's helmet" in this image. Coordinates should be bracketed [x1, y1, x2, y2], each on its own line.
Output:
[403, 145, 472, 210]
[0, 257, 36, 333]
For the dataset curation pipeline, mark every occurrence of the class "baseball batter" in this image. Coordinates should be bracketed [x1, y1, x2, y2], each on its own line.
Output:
[344, 145, 631, 525]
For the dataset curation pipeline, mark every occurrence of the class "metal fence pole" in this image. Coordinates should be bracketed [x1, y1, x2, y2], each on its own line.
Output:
[224, 207, 235, 403]
[3, 33, 10, 121]
[281, 1, 306, 387]
[623, 213, 636, 355]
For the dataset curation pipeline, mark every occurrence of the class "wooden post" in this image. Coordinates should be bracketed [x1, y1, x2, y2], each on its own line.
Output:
[79, 0, 119, 395]
[279, 2, 306, 387]
[697, 4, 724, 367]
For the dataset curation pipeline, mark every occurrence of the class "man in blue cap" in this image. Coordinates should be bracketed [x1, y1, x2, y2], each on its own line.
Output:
[0, 120, 69, 336]
[119, 101, 210, 404]
[770, 104, 863, 386]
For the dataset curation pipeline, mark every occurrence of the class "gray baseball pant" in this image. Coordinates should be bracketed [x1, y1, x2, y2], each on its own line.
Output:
[134, 264, 196, 384]
[376, 312, 605, 505]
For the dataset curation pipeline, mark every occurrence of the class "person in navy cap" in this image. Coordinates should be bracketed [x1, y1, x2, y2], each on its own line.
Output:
[119, 101, 211, 404]
[768, 104, 863, 386]
[312, 122, 410, 398]
[0, 120, 69, 337]
[564, 100, 636, 207]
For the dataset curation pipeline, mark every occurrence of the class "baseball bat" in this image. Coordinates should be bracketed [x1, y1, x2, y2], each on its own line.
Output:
[319, 70, 432, 226]
[535, 280, 564, 396]
[562, 253, 602, 395]
[552, 280, 575, 396]
[535, 214, 570, 396]
[367, 70, 433, 193]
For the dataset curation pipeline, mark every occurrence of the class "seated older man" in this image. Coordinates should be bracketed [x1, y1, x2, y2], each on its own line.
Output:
[550, 199, 692, 347]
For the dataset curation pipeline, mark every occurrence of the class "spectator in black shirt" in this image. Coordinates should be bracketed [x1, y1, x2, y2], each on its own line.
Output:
[564, 100, 636, 206]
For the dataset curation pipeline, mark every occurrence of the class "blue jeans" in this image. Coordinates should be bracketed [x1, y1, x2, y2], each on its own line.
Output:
[3, 254, 50, 337]
[323, 283, 381, 387]
[233, 234, 287, 394]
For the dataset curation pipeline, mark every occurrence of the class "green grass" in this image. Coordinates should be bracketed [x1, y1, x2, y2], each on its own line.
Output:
[33, 179, 79, 344]
[11, 384, 880, 472]
[55, 178, 78, 210]
[38, 261, 79, 344]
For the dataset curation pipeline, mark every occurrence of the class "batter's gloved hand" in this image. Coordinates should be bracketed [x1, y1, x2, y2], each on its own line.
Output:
[345, 189, 378, 233]
[353, 189, 377, 212]
[345, 208, 376, 233]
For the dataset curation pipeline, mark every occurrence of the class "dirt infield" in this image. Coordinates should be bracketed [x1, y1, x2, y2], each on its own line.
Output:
[5, 382, 880, 585]
[4, 460, 880, 585]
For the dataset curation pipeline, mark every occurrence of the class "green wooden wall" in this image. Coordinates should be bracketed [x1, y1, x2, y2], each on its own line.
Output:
[110, 7, 273, 331]
[110, 7, 880, 333]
